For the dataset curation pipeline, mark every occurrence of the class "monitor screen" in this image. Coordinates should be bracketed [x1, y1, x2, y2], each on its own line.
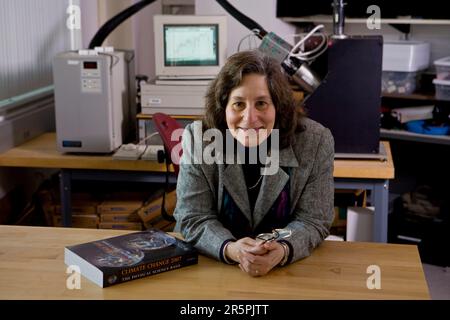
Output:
[164, 24, 219, 67]
[154, 15, 227, 79]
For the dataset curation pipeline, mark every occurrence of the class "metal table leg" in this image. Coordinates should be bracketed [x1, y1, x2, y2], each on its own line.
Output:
[59, 169, 72, 227]
[372, 179, 389, 243]
[334, 178, 389, 243]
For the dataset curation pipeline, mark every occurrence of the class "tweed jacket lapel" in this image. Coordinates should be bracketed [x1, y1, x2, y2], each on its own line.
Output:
[222, 163, 252, 225]
[253, 145, 299, 229]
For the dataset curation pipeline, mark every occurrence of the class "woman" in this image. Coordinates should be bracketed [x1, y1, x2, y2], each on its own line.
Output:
[173, 50, 334, 277]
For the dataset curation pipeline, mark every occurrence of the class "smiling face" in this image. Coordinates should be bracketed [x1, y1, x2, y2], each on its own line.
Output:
[225, 73, 276, 147]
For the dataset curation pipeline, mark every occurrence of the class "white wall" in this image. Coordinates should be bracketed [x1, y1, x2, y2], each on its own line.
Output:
[195, 0, 297, 57]
[97, 0, 135, 50]
[0, 0, 77, 100]
[401, 24, 450, 65]
[133, 0, 163, 80]
[80, 0, 99, 49]
[80, 0, 162, 79]
[0, 0, 76, 210]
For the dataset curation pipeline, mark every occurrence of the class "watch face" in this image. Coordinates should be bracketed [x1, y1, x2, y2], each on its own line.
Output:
[256, 229, 292, 242]
[256, 233, 275, 242]
[275, 228, 292, 239]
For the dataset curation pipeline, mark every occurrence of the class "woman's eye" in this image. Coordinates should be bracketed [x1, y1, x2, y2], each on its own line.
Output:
[256, 101, 268, 108]
[233, 102, 245, 110]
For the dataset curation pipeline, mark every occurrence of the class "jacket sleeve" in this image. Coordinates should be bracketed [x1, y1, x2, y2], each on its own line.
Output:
[284, 128, 335, 263]
[173, 124, 235, 261]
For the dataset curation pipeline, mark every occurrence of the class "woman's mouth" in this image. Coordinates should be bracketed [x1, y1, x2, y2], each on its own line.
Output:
[238, 127, 264, 132]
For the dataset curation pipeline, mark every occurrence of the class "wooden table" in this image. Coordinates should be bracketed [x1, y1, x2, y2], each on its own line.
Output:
[0, 226, 428, 300]
[0, 133, 394, 241]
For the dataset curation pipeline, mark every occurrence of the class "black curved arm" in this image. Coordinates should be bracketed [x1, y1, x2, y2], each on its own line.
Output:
[216, 0, 267, 38]
[88, 0, 156, 49]
[89, 0, 267, 49]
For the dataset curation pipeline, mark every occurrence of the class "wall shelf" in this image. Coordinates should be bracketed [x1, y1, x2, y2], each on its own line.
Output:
[281, 16, 450, 25]
[382, 93, 436, 101]
[380, 128, 450, 145]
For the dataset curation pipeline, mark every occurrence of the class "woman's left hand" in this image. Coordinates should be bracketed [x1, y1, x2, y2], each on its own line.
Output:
[238, 241, 285, 277]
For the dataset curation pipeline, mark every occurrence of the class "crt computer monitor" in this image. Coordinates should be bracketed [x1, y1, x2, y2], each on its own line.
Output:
[153, 15, 227, 79]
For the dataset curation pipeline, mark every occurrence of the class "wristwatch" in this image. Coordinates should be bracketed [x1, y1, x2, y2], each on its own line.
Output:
[256, 228, 292, 243]
[278, 241, 290, 267]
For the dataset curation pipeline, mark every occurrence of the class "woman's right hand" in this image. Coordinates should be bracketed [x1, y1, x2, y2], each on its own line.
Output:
[225, 237, 267, 263]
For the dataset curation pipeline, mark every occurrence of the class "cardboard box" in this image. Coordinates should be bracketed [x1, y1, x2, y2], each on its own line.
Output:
[143, 214, 175, 231]
[42, 204, 55, 225]
[99, 222, 143, 231]
[36, 189, 55, 226]
[100, 212, 141, 223]
[138, 190, 176, 224]
[97, 200, 143, 214]
[53, 214, 99, 228]
[154, 220, 175, 232]
[54, 196, 100, 215]
[103, 190, 155, 200]
[54, 204, 98, 215]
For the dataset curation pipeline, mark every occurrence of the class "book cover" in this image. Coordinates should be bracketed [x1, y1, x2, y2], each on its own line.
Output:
[64, 229, 198, 288]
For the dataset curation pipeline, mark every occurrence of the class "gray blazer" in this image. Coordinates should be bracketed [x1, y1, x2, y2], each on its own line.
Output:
[174, 117, 335, 264]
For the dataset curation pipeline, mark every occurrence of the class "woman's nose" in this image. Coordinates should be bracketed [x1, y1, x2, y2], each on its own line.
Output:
[242, 105, 258, 123]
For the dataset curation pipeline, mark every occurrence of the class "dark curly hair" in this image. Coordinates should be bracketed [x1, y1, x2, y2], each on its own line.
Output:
[202, 50, 303, 149]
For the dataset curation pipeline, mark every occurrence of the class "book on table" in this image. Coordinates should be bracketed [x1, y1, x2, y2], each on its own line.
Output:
[64, 228, 198, 287]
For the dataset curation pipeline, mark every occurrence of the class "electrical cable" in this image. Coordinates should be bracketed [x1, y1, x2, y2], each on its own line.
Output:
[98, 52, 120, 74]
[160, 159, 176, 223]
[138, 134, 174, 223]
[237, 29, 260, 52]
[138, 132, 160, 145]
[288, 25, 328, 62]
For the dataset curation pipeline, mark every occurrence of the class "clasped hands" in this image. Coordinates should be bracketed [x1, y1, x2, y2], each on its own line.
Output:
[225, 237, 285, 277]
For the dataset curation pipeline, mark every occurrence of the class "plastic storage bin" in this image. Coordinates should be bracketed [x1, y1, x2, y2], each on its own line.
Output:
[383, 41, 430, 72]
[433, 79, 450, 101]
[434, 56, 450, 80]
[382, 71, 418, 94]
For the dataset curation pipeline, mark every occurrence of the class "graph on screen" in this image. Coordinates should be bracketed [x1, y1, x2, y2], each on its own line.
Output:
[164, 25, 218, 66]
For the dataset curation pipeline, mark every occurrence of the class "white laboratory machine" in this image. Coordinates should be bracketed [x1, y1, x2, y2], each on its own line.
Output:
[140, 82, 209, 116]
[52, 49, 136, 153]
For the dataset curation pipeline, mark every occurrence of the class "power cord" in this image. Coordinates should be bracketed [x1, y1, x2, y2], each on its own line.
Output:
[160, 159, 176, 223]
[137, 131, 160, 145]
[288, 24, 328, 62]
[237, 29, 261, 51]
